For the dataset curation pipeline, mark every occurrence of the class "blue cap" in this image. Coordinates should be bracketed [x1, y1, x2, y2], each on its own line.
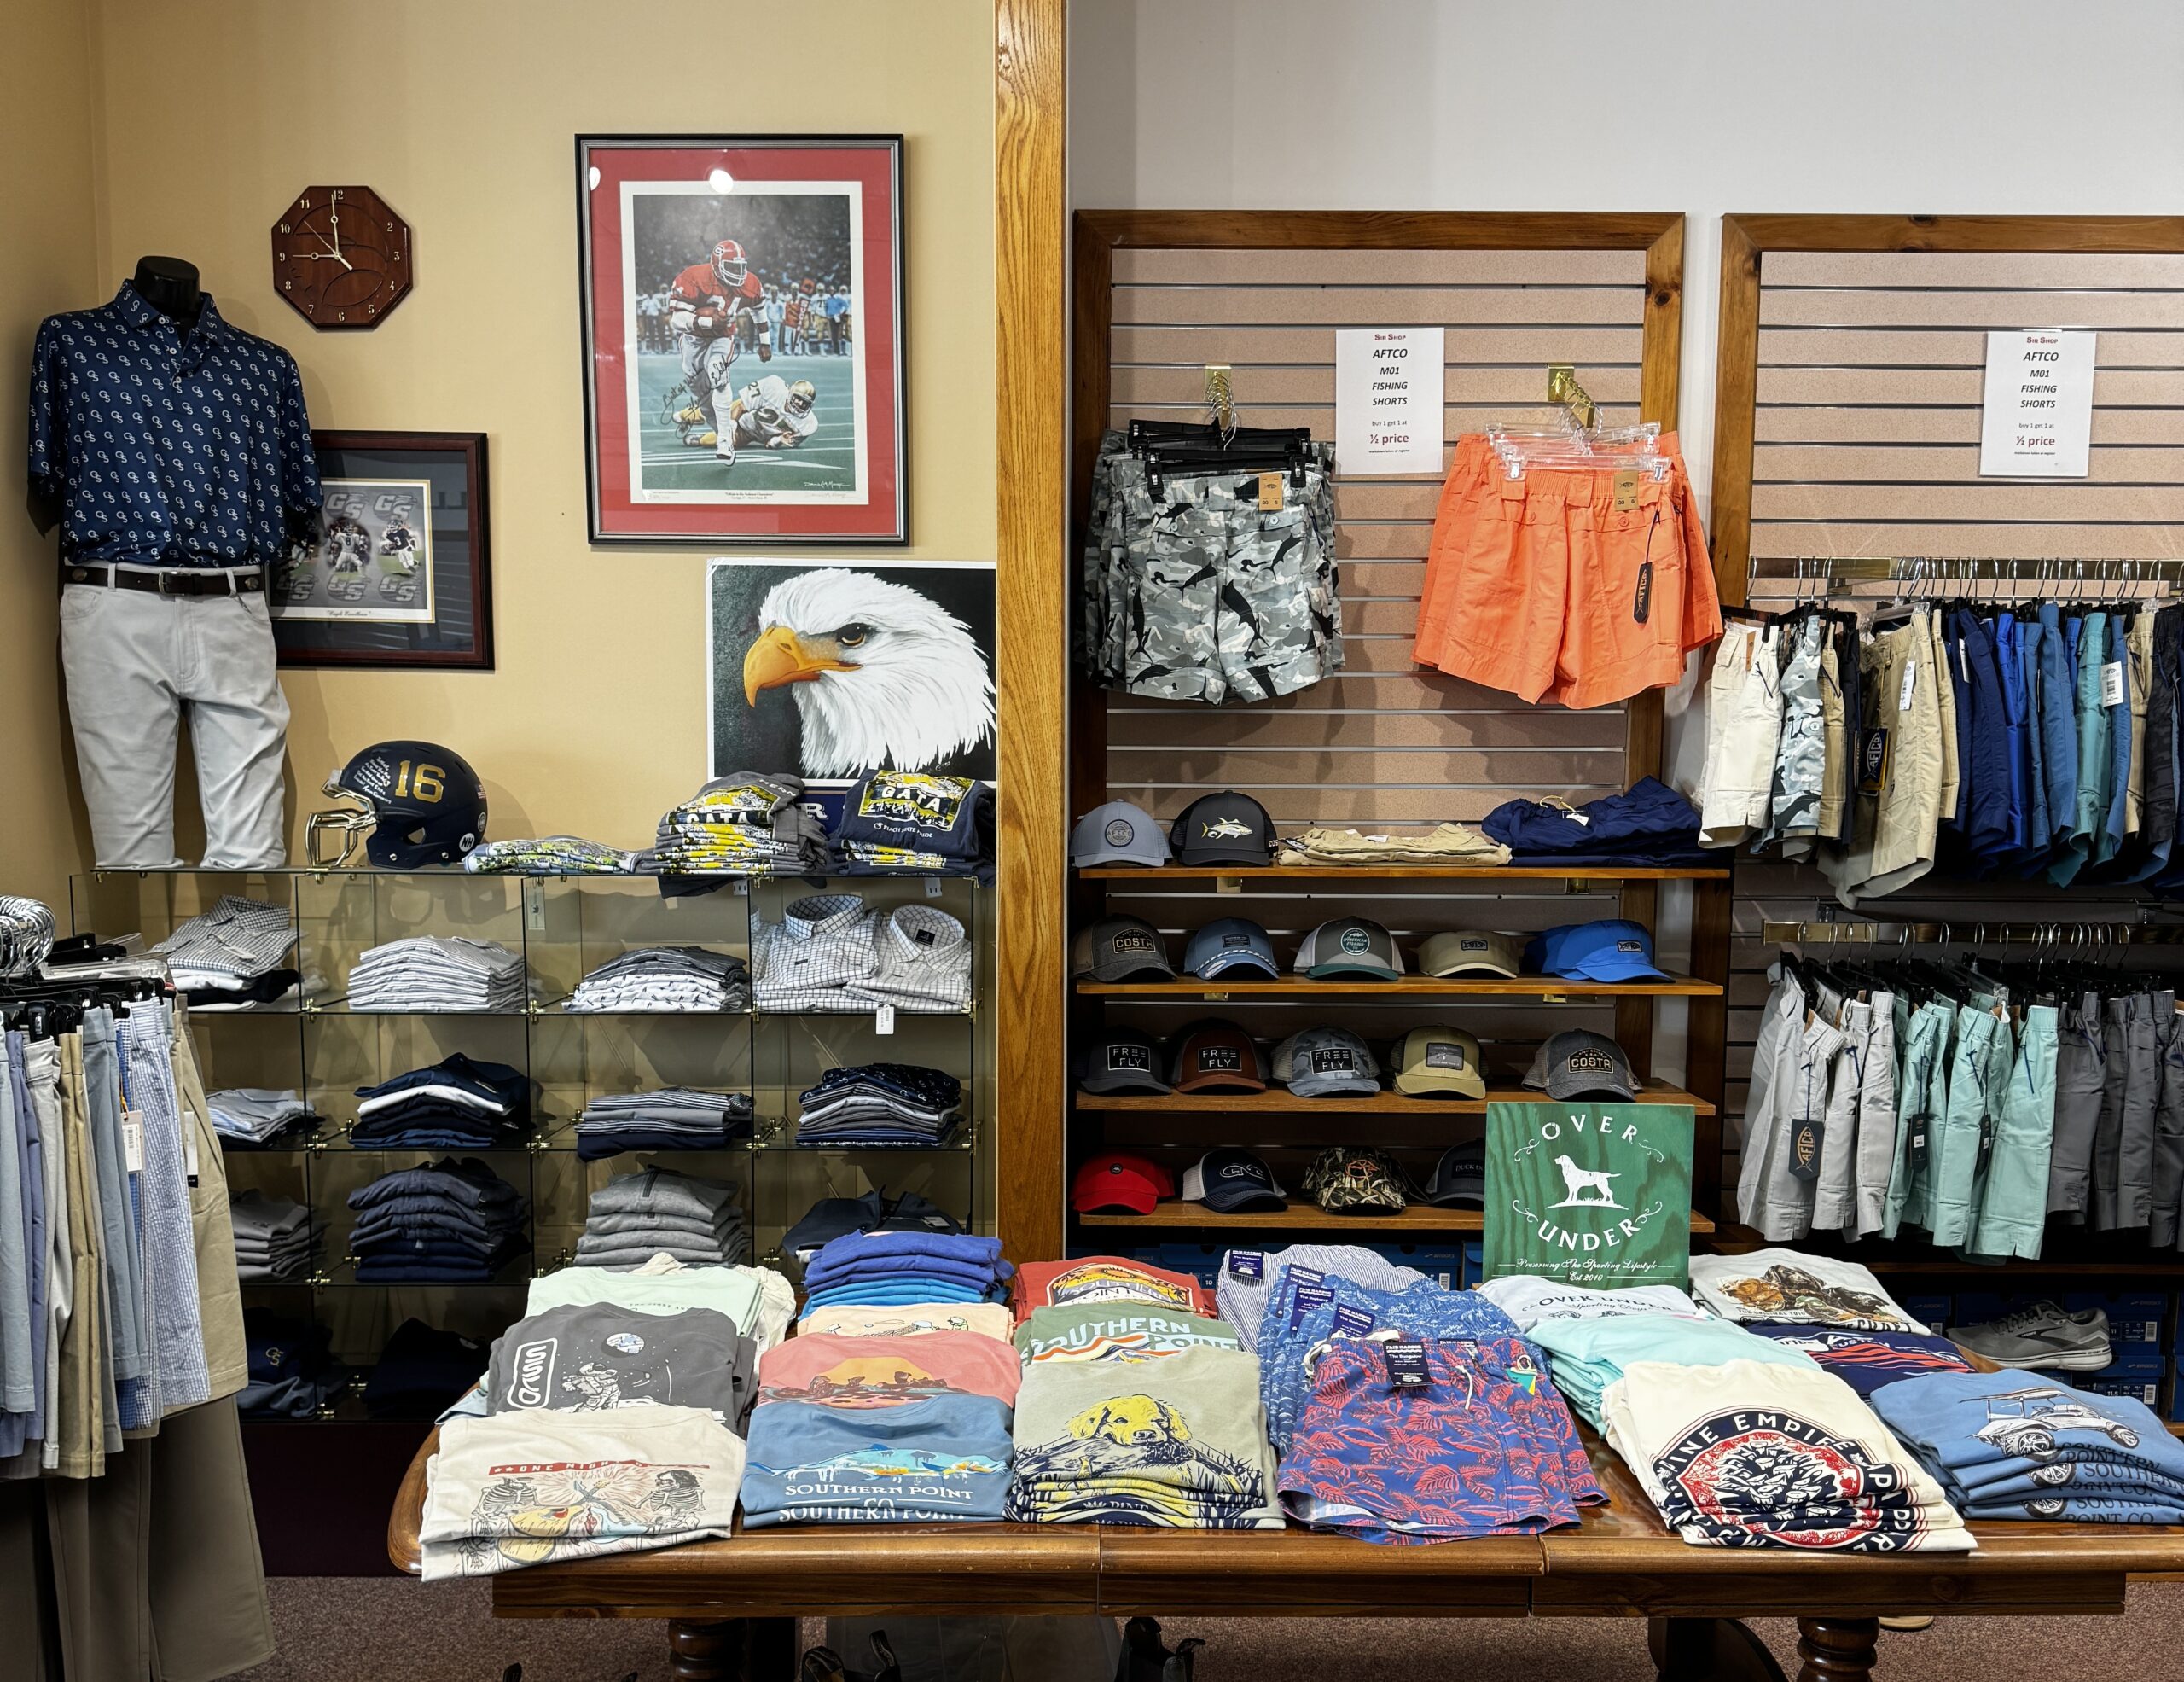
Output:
[1184, 917, 1280, 980]
[1525, 919, 1667, 982]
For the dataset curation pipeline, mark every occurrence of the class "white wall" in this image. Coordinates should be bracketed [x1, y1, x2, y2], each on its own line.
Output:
[1069, 0, 2184, 515]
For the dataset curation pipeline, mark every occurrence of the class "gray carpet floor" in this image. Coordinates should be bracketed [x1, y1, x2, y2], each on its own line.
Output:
[229, 1577, 2182, 1681]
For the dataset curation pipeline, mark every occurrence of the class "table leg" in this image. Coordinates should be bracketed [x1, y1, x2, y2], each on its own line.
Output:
[746, 1615, 799, 1679]
[1649, 1615, 1787, 1681]
[669, 1618, 741, 1682]
[1795, 1617, 1881, 1682]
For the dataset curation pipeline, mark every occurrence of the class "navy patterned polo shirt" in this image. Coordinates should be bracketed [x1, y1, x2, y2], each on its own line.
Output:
[29, 282, 322, 570]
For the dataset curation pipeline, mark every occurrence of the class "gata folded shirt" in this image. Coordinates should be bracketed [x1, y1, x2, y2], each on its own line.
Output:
[485, 1303, 750, 1422]
[797, 1301, 1017, 1343]
[1687, 1249, 1926, 1334]
[1015, 1304, 1242, 1365]
[756, 1331, 1020, 1410]
[1744, 1324, 1973, 1398]
[1012, 1257, 1216, 1323]
[741, 1391, 1014, 1527]
[420, 1403, 745, 1580]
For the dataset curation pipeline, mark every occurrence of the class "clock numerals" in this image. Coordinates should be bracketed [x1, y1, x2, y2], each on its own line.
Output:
[277, 222, 289, 235]
[277, 185, 407, 329]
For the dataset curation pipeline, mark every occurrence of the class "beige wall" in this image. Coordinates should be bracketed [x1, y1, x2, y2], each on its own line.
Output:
[0, 0, 100, 909]
[55, 0, 996, 857]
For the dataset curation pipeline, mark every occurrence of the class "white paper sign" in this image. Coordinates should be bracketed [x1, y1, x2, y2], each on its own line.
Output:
[1335, 328, 1444, 474]
[1979, 329, 2094, 477]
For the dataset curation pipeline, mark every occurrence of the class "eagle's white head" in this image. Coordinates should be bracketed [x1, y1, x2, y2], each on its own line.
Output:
[742, 569, 996, 779]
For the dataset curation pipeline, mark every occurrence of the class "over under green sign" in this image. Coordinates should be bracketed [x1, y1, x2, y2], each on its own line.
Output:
[1482, 1102, 1694, 1288]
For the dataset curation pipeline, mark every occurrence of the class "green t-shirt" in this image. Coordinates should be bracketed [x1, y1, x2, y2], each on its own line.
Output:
[1014, 1303, 1242, 1365]
[1483, 1101, 1693, 1288]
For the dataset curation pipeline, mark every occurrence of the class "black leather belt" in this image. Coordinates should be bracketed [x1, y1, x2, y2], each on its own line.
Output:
[63, 564, 264, 597]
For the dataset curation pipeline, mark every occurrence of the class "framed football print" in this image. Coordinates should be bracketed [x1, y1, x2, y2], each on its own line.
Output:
[269, 432, 494, 669]
[577, 134, 906, 544]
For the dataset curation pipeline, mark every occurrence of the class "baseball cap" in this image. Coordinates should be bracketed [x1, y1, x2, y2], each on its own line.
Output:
[1169, 791, 1275, 865]
[1524, 919, 1668, 982]
[1077, 1027, 1171, 1095]
[1071, 800, 1170, 868]
[1170, 1020, 1268, 1092]
[1393, 1025, 1487, 1098]
[1524, 1029, 1639, 1100]
[1182, 917, 1281, 981]
[1294, 917, 1404, 981]
[1072, 1152, 1176, 1215]
[1417, 930, 1521, 979]
[1272, 1027, 1381, 1097]
[1181, 1149, 1288, 1213]
[1071, 916, 1175, 982]
[1424, 1141, 1484, 1208]
[1302, 1145, 1409, 1214]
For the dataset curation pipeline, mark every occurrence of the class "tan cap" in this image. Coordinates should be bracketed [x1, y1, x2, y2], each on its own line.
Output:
[1418, 930, 1520, 979]
[1394, 1026, 1487, 1097]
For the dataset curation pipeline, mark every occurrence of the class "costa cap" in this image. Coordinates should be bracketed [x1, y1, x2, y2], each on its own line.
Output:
[1294, 917, 1404, 981]
[1524, 919, 1668, 982]
[1393, 1025, 1487, 1098]
[1071, 800, 1170, 869]
[1169, 791, 1275, 865]
[1425, 1141, 1485, 1208]
[1181, 1149, 1288, 1213]
[1170, 1020, 1268, 1092]
[1072, 1152, 1176, 1215]
[1417, 929, 1522, 979]
[1071, 916, 1174, 982]
[1524, 1029, 1638, 1101]
[1183, 917, 1281, 981]
[1302, 1145, 1409, 1214]
[1077, 1027, 1171, 1096]
[1272, 1027, 1381, 1097]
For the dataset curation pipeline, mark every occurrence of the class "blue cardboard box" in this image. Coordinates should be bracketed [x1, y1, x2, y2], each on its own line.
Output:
[1900, 1295, 1953, 1335]
[1461, 1240, 1484, 1289]
[1949, 1291, 2041, 1331]
[1369, 1242, 1463, 1289]
[2089, 1347, 2166, 1381]
[1157, 1243, 1223, 1291]
[2078, 1375, 2163, 1411]
[2062, 1292, 2168, 1347]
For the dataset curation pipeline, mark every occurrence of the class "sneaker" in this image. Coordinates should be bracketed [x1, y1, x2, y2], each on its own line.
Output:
[1951, 1301, 2112, 1371]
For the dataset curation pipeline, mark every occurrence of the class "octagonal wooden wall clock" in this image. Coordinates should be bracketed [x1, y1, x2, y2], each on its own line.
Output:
[272, 185, 412, 329]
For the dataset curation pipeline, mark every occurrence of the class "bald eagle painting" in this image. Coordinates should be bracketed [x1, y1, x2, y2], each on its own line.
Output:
[708, 562, 997, 782]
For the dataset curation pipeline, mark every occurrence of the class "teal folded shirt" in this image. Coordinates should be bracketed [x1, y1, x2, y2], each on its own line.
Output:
[1528, 1312, 1821, 1423]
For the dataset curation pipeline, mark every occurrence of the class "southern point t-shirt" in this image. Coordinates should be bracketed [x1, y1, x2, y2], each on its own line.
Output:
[1015, 1303, 1242, 1365]
[741, 1390, 1014, 1527]
[1011, 1256, 1216, 1322]
[756, 1331, 1020, 1409]
[485, 1303, 747, 1419]
[797, 1301, 1016, 1343]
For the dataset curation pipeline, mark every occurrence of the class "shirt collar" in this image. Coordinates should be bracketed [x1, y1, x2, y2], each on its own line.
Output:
[110, 280, 231, 343]
[782, 894, 866, 942]
[879, 905, 966, 963]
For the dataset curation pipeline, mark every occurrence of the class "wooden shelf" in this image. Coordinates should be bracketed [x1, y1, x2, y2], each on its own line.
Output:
[1078, 1081, 1714, 1118]
[1080, 1202, 1716, 1235]
[1077, 974, 1721, 999]
[1078, 864, 1731, 882]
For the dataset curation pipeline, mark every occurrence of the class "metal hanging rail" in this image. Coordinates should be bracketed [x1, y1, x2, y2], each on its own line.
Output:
[1761, 917, 2184, 948]
[1749, 556, 2184, 588]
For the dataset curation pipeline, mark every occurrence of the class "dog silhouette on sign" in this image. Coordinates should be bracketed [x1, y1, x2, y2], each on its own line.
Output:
[1551, 1154, 1623, 1209]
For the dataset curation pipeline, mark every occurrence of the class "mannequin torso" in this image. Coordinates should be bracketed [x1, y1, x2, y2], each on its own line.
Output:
[132, 255, 203, 335]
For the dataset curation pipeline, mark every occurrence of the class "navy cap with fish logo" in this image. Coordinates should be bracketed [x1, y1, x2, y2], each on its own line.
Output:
[1168, 790, 1274, 865]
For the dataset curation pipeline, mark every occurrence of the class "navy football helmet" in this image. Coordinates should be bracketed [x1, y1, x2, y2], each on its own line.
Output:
[307, 741, 487, 869]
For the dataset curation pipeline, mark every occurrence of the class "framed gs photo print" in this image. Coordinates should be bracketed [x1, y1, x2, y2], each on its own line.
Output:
[269, 431, 493, 669]
[578, 134, 906, 545]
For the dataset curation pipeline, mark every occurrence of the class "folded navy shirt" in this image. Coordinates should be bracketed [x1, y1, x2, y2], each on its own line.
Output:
[1744, 1324, 1974, 1398]
[1484, 777, 1702, 862]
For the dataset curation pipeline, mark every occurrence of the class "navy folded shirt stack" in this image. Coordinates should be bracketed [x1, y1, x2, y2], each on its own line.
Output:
[828, 770, 996, 884]
[782, 1187, 965, 1264]
[574, 1087, 756, 1161]
[348, 1054, 534, 1149]
[239, 1309, 349, 1419]
[1873, 1369, 2184, 1524]
[795, 1062, 963, 1148]
[799, 1231, 1013, 1314]
[1484, 777, 1707, 868]
[363, 1318, 490, 1420]
[346, 1157, 531, 1283]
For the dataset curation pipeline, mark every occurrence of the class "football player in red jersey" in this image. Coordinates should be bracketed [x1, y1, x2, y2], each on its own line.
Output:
[667, 238, 767, 463]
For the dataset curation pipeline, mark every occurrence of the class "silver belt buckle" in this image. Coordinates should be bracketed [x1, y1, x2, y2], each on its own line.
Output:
[157, 569, 189, 597]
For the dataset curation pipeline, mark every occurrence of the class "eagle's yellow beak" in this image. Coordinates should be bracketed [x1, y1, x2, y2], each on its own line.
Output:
[742, 624, 851, 705]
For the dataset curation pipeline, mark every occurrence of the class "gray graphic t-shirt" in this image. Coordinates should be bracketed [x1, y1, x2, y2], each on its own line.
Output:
[485, 1302, 753, 1423]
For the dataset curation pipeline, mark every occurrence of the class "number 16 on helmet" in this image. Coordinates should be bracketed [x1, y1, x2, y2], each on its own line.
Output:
[308, 740, 488, 868]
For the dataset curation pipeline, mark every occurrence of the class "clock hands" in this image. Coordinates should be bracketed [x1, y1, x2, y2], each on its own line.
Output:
[309, 202, 354, 271]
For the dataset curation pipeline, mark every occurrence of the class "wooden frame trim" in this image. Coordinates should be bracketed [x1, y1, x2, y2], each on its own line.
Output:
[993, 0, 1067, 1261]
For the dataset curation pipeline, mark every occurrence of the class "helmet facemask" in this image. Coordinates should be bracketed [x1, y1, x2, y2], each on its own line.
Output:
[305, 777, 375, 868]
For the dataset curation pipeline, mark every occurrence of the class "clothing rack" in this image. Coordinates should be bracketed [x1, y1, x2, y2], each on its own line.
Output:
[1761, 917, 2184, 948]
[1752, 556, 2184, 592]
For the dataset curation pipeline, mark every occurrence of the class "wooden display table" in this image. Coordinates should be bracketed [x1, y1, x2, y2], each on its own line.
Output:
[386, 1426, 2184, 1682]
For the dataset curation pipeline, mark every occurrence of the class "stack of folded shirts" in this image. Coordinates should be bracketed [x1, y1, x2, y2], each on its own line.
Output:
[526, 1254, 793, 1354]
[1602, 1358, 1975, 1551]
[574, 1167, 749, 1267]
[229, 1189, 318, 1282]
[574, 1088, 755, 1161]
[1483, 777, 1709, 868]
[1873, 1370, 2184, 1524]
[645, 771, 827, 878]
[564, 946, 751, 1013]
[1275, 824, 1510, 867]
[782, 1186, 965, 1265]
[480, 1298, 758, 1426]
[799, 1231, 1013, 1314]
[827, 770, 996, 884]
[1473, 1275, 1704, 1333]
[463, 835, 637, 875]
[346, 1157, 531, 1283]
[238, 1310, 349, 1419]
[207, 1087, 316, 1148]
[1687, 1248, 1929, 1335]
[349, 1053, 534, 1149]
[1016, 1297, 1243, 1366]
[346, 936, 531, 1012]
[1527, 1309, 1809, 1429]
[1279, 1332, 1604, 1542]
[362, 1318, 490, 1419]
[152, 893, 300, 1007]
[752, 896, 971, 1015]
[1744, 1323, 1976, 1397]
[795, 1063, 963, 1147]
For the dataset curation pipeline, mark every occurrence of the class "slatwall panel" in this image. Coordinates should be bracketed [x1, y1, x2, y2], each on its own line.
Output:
[1726, 247, 2184, 1166]
[1086, 243, 1669, 1135]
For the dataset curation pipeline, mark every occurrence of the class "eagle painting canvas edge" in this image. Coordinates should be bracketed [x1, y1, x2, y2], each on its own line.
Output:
[706, 559, 997, 784]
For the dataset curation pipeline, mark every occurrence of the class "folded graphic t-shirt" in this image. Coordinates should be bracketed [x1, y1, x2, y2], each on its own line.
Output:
[1687, 1249, 1926, 1334]
[1744, 1324, 1973, 1397]
[797, 1301, 1017, 1343]
[741, 1391, 1014, 1527]
[1012, 1257, 1216, 1322]
[756, 1331, 1020, 1410]
[1474, 1276, 1703, 1333]
[1015, 1304, 1242, 1365]
[485, 1304, 748, 1420]
[524, 1260, 773, 1343]
[1871, 1369, 2184, 1487]
[1528, 1312, 1817, 1426]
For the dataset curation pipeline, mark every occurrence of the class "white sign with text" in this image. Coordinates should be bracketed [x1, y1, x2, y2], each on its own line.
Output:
[1335, 327, 1445, 474]
[1979, 328, 2095, 477]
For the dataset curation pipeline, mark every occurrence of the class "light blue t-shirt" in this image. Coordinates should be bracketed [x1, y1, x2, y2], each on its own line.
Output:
[741, 1391, 1013, 1527]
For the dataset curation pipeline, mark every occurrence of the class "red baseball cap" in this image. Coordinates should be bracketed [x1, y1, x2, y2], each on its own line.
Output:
[1071, 1152, 1175, 1214]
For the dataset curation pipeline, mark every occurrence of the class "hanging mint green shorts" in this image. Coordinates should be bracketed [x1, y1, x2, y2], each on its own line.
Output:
[1928, 1005, 2011, 1248]
[1885, 1000, 1956, 1238]
[1971, 1004, 2058, 1260]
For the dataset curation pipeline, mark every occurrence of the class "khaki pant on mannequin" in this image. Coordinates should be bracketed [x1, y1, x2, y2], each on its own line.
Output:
[59, 579, 290, 870]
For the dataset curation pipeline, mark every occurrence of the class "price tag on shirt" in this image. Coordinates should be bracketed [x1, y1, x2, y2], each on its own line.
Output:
[874, 1004, 896, 1036]
[2102, 661, 2126, 708]
[121, 1110, 145, 1173]
[924, 877, 944, 899]
[1332, 1303, 1377, 1336]
[1898, 659, 1918, 713]
[1227, 1250, 1264, 1283]
[1382, 1339, 1432, 1388]
[183, 1116, 200, 1185]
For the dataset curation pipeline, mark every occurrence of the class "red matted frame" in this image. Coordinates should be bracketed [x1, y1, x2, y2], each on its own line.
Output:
[576, 135, 906, 544]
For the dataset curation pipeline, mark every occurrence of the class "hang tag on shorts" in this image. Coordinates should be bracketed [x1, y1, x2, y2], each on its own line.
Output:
[2102, 661, 2126, 708]
[1290, 1283, 1335, 1327]
[183, 1118, 200, 1185]
[1227, 1249, 1264, 1283]
[121, 1110, 145, 1173]
[1257, 472, 1283, 512]
[874, 1004, 896, 1036]
[1857, 727, 1891, 795]
[1898, 659, 1918, 713]
[1789, 1116, 1824, 1182]
[1332, 1303, 1377, 1336]
[1612, 469, 1640, 513]
[1632, 561, 1653, 625]
[1908, 1115, 1930, 1170]
[1976, 1112, 1995, 1177]
[1288, 1266, 1327, 1288]
[1382, 1339, 1432, 1388]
